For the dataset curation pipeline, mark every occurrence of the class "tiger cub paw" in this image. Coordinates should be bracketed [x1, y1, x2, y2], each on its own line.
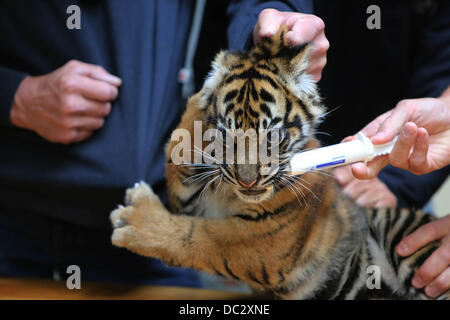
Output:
[110, 182, 170, 254]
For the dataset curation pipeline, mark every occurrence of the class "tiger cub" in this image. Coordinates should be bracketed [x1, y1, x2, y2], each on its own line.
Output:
[110, 26, 449, 300]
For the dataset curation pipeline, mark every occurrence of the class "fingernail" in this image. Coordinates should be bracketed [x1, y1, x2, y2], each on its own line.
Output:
[108, 74, 122, 86]
[260, 26, 275, 37]
[98, 74, 121, 86]
[417, 129, 427, 140]
[402, 126, 414, 138]
[402, 126, 411, 138]
[412, 276, 423, 288]
[426, 286, 438, 298]
[397, 242, 409, 255]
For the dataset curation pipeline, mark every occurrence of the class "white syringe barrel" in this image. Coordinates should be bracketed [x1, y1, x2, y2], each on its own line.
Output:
[290, 133, 375, 175]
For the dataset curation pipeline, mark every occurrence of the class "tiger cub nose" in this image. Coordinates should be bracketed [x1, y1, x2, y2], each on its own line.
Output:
[238, 179, 257, 188]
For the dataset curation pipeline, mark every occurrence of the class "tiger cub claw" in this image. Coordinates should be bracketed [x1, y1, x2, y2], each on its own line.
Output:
[125, 180, 153, 206]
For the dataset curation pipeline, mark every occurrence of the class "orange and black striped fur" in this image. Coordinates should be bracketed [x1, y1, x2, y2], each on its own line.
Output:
[110, 27, 449, 299]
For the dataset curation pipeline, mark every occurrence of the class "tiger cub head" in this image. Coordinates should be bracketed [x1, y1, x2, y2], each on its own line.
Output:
[195, 26, 325, 203]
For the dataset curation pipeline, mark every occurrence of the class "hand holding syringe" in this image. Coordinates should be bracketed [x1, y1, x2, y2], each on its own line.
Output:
[289, 133, 398, 175]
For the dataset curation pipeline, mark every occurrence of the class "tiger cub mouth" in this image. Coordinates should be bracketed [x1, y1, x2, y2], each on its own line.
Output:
[239, 188, 267, 196]
[235, 186, 274, 203]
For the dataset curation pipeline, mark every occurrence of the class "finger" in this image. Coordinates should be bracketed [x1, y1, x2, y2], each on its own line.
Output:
[285, 15, 325, 45]
[333, 166, 354, 186]
[60, 129, 93, 145]
[342, 136, 356, 143]
[306, 55, 327, 81]
[389, 122, 417, 169]
[305, 33, 328, 82]
[61, 116, 105, 131]
[71, 129, 94, 143]
[374, 196, 397, 208]
[307, 68, 324, 82]
[352, 156, 389, 180]
[308, 33, 329, 58]
[80, 101, 111, 118]
[63, 74, 119, 102]
[412, 241, 450, 289]
[354, 189, 378, 208]
[408, 128, 430, 173]
[425, 266, 450, 298]
[68, 96, 111, 117]
[360, 111, 392, 138]
[87, 71, 122, 86]
[342, 179, 371, 201]
[75, 117, 105, 131]
[371, 104, 414, 144]
[396, 218, 449, 257]
[67, 60, 122, 86]
[373, 182, 397, 207]
[254, 9, 287, 41]
[361, 190, 396, 208]
[351, 156, 388, 180]
[351, 162, 369, 179]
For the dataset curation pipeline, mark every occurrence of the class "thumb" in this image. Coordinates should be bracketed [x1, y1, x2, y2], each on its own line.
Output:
[351, 155, 389, 180]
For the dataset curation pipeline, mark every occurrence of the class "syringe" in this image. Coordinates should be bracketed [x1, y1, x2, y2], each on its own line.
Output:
[289, 133, 398, 175]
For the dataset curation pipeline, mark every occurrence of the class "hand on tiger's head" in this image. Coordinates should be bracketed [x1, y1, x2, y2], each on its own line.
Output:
[253, 9, 329, 82]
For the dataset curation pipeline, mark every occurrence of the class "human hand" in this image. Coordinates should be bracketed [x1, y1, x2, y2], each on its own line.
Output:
[350, 93, 450, 179]
[10, 60, 122, 144]
[253, 8, 329, 82]
[334, 165, 397, 208]
[396, 214, 450, 298]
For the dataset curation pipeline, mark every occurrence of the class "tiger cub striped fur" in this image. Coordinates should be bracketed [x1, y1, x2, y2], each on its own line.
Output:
[110, 26, 449, 300]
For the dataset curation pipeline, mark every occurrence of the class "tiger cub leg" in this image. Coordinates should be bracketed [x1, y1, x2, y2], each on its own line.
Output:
[110, 182, 283, 290]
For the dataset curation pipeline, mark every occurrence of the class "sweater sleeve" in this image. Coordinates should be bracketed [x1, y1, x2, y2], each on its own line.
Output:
[226, 0, 314, 51]
[378, 165, 450, 209]
[0, 66, 27, 127]
[408, 0, 450, 98]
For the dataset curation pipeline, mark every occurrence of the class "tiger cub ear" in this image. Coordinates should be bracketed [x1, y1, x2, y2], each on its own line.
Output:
[197, 51, 240, 109]
[256, 25, 315, 99]
[275, 43, 315, 98]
